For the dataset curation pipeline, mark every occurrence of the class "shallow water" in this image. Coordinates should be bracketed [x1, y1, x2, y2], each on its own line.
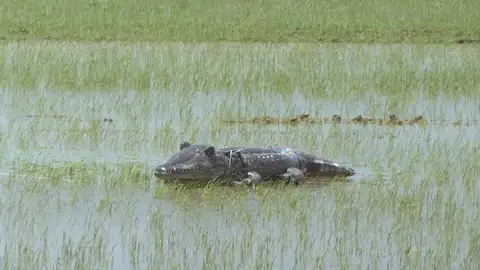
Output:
[0, 43, 479, 269]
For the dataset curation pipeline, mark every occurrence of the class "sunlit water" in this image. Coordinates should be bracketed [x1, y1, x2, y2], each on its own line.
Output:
[0, 87, 479, 269]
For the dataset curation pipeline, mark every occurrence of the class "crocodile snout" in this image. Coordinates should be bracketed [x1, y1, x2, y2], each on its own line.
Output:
[154, 166, 168, 177]
[343, 167, 356, 176]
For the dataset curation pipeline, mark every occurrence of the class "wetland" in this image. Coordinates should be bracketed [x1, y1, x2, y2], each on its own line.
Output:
[1, 0, 480, 268]
[0, 41, 479, 269]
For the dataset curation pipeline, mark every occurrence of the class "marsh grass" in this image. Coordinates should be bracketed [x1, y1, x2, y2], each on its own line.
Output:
[1, 42, 480, 102]
[2, 0, 480, 43]
[1, 138, 479, 268]
[2, 97, 479, 269]
[0, 41, 479, 269]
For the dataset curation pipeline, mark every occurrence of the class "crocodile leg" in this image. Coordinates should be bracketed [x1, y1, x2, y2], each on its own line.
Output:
[280, 167, 305, 185]
[240, 168, 305, 188]
[241, 171, 262, 189]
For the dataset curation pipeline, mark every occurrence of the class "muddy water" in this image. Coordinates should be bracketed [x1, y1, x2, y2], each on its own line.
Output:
[0, 87, 479, 269]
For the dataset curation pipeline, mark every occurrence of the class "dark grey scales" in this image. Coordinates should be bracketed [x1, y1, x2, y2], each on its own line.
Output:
[154, 141, 355, 187]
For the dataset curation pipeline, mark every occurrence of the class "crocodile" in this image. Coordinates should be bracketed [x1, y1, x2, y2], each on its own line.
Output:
[153, 141, 355, 187]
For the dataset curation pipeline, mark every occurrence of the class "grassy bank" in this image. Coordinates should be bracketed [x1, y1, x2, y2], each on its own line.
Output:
[2, 0, 480, 43]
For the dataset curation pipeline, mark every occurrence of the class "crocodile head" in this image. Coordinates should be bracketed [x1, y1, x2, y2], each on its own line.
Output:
[154, 143, 232, 180]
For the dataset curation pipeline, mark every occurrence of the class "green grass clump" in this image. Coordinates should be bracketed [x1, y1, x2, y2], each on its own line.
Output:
[1, 0, 480, 43]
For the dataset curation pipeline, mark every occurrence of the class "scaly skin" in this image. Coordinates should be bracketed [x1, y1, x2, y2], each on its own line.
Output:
[154, 141, 355, 187]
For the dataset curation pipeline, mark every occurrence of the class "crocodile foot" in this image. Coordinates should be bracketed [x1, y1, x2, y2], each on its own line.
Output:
[280, 167, 305, 185]
[242, 171, 262, 189]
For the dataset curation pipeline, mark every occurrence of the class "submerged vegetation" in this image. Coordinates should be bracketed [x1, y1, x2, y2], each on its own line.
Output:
[1, 0, 479, 268]
[1, 42, 480, 102]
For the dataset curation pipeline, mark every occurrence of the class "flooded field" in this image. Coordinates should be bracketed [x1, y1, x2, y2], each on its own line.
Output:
[0, 41, 479, 269]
